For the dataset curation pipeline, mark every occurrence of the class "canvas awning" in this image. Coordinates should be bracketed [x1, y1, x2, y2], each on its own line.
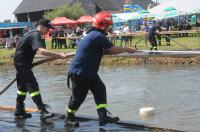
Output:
[112, 13, 140, 23]
[153, 6, 186, 20]
[0, 22, 32, 30]
[76, 16, 94, 24]
[192, 9, 200, 14]
[51, 17, 76, 25]
[149, 0, 200, 16]
[138, 10, 156, 20]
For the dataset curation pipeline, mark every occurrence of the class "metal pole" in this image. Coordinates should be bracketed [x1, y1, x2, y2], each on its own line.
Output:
[138, 50, 200, 54]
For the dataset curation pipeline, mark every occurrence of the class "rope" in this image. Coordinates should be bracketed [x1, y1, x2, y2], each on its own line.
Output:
[162, 34, 192, 50]
[134, 36, 149, 50]
[134, 33, 193, 50]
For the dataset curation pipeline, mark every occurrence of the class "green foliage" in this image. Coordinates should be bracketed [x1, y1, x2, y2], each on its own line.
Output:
[3, 19, 11, 23]
[43, 1, 85, 20]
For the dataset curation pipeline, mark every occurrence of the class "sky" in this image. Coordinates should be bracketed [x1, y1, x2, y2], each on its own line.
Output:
[0, 0, 169, 22]
[0, 0, 22, 22]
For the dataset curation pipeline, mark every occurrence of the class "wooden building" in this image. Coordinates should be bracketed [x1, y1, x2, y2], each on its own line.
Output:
[13, 0, 155, 22]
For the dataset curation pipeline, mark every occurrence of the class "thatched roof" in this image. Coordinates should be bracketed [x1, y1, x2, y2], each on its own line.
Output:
[14, 0, 155, 15]
[14, 0, 73, 14]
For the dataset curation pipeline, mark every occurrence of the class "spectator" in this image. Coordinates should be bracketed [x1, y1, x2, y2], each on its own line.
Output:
[14, 34, 20, 48]
[6, 38, 13, 50]
[49, 29, 58, 49]
[141, 20, 149, 48]
[157, 20, 162, 46]
[57, 28, 65, 49]
[108, 27, 115, 44]
[121, 23, 130, 47]
[75, 26, 83, 36]
[82, 28, 88, 37]
[162, 19, 171, 46]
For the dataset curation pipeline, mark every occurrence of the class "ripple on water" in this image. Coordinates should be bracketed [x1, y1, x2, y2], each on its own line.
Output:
[1, 65, 200, 131]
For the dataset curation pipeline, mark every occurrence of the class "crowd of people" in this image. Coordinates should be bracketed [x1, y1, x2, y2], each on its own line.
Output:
[110, 18, 193, 51]
[1, 17, 195, 52]
[0, 34, 20, 50]
[49, 26, 88, 49]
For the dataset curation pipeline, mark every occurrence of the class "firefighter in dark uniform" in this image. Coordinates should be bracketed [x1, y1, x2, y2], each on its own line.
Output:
[162, 19, 171, 46]
[64, 12, 137, 127]
[157, 20, 162, 46]
[14, 18, 68, 120]
[148, 20, 161, 51]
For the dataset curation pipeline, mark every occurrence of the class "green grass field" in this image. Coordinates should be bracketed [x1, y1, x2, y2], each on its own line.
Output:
[0, 49, 15, 57]
[0, 41, 75, 58]
[1, 36, 200, 59]
[45, 40, 76, 53]
[114, 36, 200, 50]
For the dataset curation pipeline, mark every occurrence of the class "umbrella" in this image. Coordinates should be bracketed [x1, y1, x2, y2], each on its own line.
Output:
[192, 9, 200, 14]
[154, 7, 179, 19]
[164, 7, 176, 12]
[76, 16, 94, 24]
[163, 11, 178, 19]
[163, 7, 178, 18]
[138, 10, 155, 20]
[149, 0, 200, 15]
[51, 17, 76, 25]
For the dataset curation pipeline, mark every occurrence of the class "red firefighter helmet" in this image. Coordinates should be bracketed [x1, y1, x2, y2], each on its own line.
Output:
[92, 11, 113, 29]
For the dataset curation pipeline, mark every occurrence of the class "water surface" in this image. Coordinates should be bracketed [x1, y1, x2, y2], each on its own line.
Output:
[1, 64, 200, 131]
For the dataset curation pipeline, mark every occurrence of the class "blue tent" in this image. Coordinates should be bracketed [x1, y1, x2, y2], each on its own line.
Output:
[0, 22, 32, 29]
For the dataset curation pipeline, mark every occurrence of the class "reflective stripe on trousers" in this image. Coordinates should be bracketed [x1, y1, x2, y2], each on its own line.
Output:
[17, 90, 27, 96]
[96, 104, 107, 110]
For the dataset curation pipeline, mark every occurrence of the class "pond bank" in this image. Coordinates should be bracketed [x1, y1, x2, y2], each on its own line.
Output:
[1, 54, 200, 66]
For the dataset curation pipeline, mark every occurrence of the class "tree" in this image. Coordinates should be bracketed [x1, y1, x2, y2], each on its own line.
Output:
[95, 3, 102, 13]
[152, 0, 160, 5]
[3, 19, 11, 23]
[155, 0, 160, 5]
[43, 1, 85, 20]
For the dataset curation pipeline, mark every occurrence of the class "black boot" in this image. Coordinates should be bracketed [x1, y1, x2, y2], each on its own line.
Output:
[97, 108, 120, 126]
[64, 112, 79, 127]
[14, 103, 32, 119]
[38, 104, 55, 120]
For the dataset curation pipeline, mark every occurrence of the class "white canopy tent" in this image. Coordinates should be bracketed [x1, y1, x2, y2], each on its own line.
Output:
[149, 0, 200, 15]
[112, 13, 140, 23]
[112, 11, 156, 23]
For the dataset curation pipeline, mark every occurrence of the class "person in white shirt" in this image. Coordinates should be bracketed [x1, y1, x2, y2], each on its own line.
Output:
[121, 23, 131, 47]
[122, 24, 130, 33]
